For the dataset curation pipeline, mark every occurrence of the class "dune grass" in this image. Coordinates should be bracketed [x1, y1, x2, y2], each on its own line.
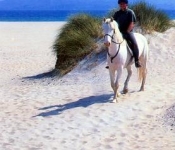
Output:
[130, 1, 173, 33]
[108, 1, 173, 33]
[53, 1, 173, 76]
[53, 14, 102, 76]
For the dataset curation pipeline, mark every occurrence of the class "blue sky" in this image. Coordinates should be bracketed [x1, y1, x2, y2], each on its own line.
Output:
[0, 0, 174, 10]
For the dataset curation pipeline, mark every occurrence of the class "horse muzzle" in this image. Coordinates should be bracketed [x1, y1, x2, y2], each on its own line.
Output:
[104, 42, 110, 47]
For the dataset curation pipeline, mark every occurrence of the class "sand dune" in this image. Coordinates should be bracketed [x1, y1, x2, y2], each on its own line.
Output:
[1, 22, 175, 150]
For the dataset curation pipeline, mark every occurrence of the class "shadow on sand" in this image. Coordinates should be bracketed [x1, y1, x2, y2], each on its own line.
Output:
[33, 94, 112, 117]
[22, 69, 60, 80]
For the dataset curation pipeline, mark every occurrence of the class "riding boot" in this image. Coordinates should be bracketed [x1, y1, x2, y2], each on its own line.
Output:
[135, 60, 142, 68]
[133, 51, 142, 68]
[132, 45, 142, 68]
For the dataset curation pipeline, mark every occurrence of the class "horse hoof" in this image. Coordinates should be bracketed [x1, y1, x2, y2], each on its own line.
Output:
[139, 88, 144, 91]
[112, 99, 118, 103]
[117, 92, 121, 97]
[123, 89, 128, 94]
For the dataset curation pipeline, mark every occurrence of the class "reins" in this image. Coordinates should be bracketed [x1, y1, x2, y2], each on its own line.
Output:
[104, 32, 124, 63]
[107, 44, 121, 63]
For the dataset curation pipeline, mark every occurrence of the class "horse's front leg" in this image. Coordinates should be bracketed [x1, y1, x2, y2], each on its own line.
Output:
[123, 65, 132, 94]
[113, 67, 123, 103]
[109, 69, 115, 93]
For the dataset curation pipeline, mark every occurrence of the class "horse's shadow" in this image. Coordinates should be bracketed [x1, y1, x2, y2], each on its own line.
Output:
[33, 94, 112, 118]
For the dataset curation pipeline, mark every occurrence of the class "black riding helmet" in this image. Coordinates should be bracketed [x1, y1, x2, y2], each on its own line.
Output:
[118, 0, 128, 4]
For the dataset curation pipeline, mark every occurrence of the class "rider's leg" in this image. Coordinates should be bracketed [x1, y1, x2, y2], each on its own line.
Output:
[123, 32, 141, 68]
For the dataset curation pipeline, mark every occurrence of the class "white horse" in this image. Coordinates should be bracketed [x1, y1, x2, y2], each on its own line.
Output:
[102, 18, 149, 103]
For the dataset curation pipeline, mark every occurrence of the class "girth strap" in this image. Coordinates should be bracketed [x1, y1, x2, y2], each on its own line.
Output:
[107, 44, 121, 63]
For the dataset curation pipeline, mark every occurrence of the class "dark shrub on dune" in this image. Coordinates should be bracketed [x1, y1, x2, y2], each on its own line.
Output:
[53, 14, 102, 76]
[108, 1, 173, 33]
[130, 1, 172, 33]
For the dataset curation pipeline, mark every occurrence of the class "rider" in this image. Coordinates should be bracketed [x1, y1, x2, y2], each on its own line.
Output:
[113, 0, 141, 68]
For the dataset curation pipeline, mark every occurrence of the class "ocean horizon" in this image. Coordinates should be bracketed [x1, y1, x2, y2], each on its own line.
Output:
[0, 9, 175, 22]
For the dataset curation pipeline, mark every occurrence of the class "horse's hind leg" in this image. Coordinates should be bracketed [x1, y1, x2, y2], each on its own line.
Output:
[140, 67, 147, 91]
[123, 65, 132, 94]
[138, 56, 147, 91]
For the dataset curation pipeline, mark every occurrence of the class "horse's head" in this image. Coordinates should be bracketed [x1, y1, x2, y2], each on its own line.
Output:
[102, 18, 123, 47]
[102, 18, 116, 47]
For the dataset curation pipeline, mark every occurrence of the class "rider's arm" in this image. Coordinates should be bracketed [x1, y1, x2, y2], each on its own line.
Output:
[127, 22, 134, 32]
[127, 9, 136, 32]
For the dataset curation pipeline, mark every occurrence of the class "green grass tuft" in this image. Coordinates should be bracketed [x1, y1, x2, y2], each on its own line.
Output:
[53, 14, 102, 76]
[130, 1, 172, 33]
[108, 1, 173, 33]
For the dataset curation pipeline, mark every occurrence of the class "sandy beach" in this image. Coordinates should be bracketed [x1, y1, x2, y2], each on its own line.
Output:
[1, 22, 175, 150]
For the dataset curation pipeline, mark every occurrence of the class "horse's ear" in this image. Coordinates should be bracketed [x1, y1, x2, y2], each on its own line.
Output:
[103, 17, 106, 22]
[111, 17, 114, 22]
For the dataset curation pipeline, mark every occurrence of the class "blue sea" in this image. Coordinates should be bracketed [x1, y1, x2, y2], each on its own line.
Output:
[0, 10, 175, 22]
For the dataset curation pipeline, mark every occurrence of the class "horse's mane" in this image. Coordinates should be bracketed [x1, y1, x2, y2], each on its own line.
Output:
[112, 20, 124, 42]
[105, 18, 124, 43]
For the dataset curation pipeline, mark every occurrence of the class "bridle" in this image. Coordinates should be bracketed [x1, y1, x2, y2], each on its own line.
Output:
[104, 29, 124, 63]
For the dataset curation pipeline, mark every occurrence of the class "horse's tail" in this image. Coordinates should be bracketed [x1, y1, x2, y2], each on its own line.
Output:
[138, 36, 149, 82]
